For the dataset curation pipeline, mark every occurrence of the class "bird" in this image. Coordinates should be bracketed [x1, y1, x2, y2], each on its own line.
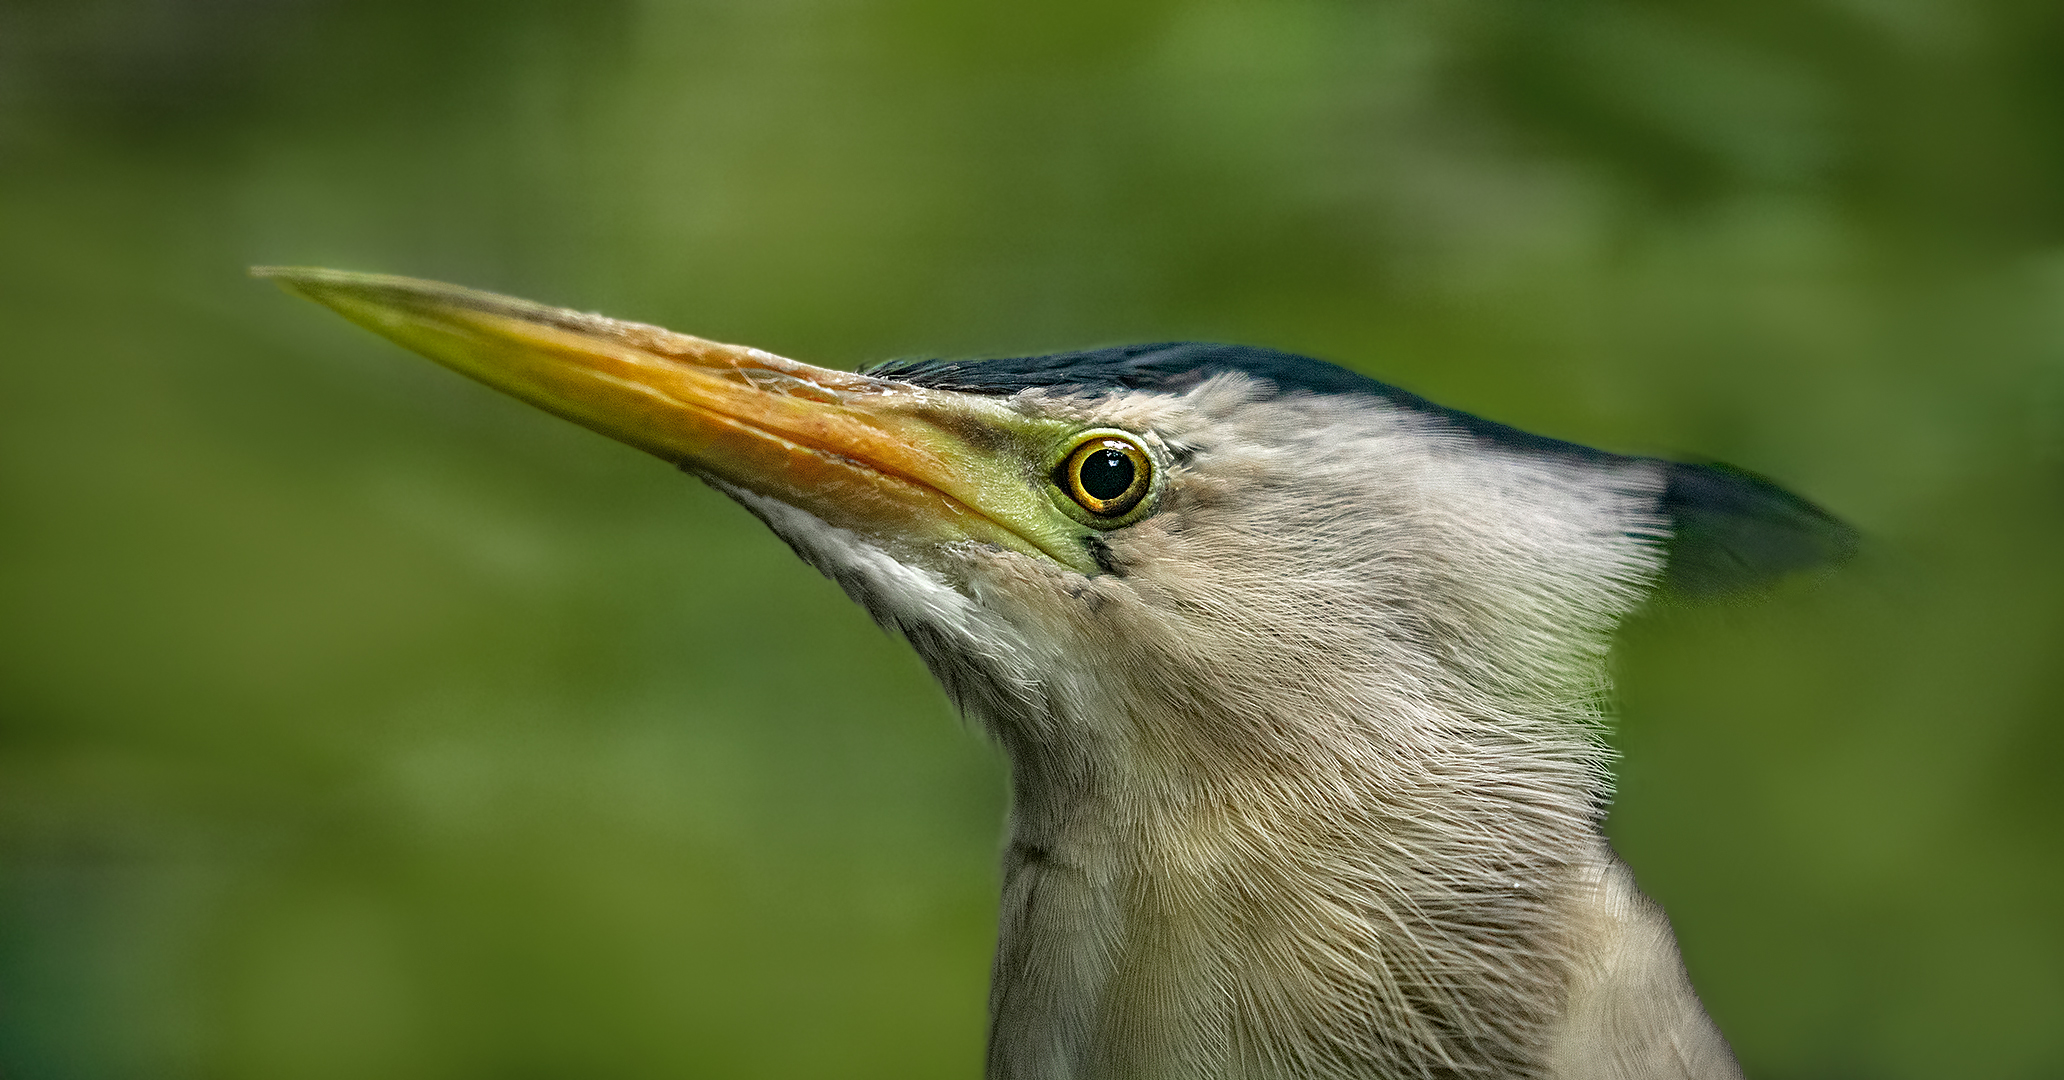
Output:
[258, 267, 1853, 1080]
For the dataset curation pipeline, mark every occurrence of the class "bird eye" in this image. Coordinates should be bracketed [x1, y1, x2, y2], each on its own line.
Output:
[1058, 436, 1151, 518]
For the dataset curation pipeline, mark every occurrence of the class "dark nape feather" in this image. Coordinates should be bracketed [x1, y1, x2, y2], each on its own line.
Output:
[1660, 462, 1857, 596]
[871, 342, 1618, 464]
[870, 342, 1376, 398]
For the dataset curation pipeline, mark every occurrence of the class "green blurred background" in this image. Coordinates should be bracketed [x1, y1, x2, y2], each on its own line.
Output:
[2, 1, 2061, 1077]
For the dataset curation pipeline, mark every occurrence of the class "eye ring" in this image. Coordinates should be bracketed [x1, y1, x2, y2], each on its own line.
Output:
[1057, 435, 1152, 518]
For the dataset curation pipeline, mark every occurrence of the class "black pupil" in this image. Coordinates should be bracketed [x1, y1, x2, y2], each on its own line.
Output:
[1078, 447, 1136, 503]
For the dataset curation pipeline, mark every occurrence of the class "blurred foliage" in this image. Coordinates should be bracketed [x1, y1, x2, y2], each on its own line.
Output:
[1, 0, 2060, 1077]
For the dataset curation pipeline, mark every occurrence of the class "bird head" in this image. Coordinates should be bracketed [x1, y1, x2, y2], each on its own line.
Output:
[257, 269, 1848, 810]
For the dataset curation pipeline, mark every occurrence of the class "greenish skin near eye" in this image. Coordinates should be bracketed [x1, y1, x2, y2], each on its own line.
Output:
[1058, 436, 1152, 518]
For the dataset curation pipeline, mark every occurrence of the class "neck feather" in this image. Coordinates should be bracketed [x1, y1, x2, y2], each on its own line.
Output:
[985, 663, 1618, 1080]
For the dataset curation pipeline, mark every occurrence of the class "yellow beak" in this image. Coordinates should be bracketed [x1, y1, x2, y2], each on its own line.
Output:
[256, 268, 1094, 574]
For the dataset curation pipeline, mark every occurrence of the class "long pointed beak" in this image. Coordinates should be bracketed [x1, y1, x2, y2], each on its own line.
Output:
[256, 268, 1092, 573]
